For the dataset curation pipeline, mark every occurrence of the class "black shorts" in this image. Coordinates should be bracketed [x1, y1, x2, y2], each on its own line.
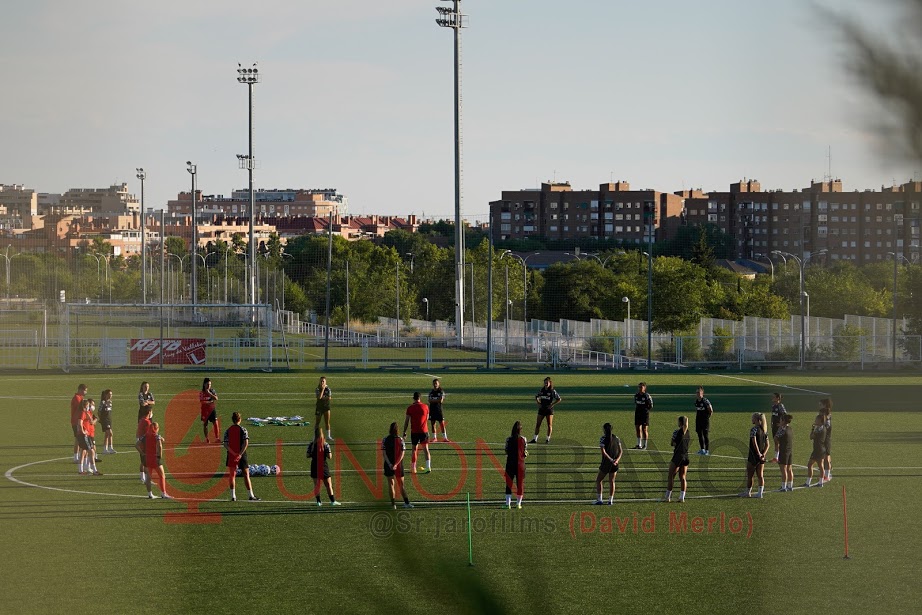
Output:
[310, 462, 331, 480]
[671, 457, 689, 468]
[779, 450, 793, 466]
[411, 432, 429, 447]
[86, 436, 95, 450]
[695, 413, 710, 433]
[202, 409, 217, 424]
[77, 435, 91, 451]
[824, 436, 831, 455]
[771, 419, 781, 437]
[429, 406, 444, 423]
[599, 460, 619, 475]
[748, 454, 766, 466]
[810, 452, 825, 464]
[538, 406, 553, 417]
[384, 462, 404, 479]
[635, 410, 649, 427]
[145, 457, 162, 469]
[226, 453, 249, 470]
[101, 420, 112, 431]
[72, 424, 83, 438]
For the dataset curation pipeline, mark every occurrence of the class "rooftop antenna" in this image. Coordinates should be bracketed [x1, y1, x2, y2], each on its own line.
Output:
[824, 145, 832, 182]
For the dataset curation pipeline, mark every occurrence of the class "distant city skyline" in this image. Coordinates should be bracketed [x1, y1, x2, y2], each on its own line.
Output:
[1, 0, 918, 222]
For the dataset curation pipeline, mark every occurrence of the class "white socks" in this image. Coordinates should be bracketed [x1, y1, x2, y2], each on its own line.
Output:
[679, 491, 686, 502]
[664, 490, 672, 501]
[425, 458, 431, 470]
[516, 496, 523, 507]
[505, 495, 512, 507]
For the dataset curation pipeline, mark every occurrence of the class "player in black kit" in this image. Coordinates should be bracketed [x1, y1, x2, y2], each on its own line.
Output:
[694, 386, 713, 455]
[664, 415, 690, 503]
[634, 382, 653, 449]
[770, 392, 787, 463]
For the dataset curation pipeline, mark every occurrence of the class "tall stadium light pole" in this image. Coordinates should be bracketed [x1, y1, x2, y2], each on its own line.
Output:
[136, 168, 147, 303]
[237, 63, 259, 308]
[487, 212, 494, 368]
[504, 263, 509, 351]
[186, 162, 198, 308]
[435, 0, 467, 350]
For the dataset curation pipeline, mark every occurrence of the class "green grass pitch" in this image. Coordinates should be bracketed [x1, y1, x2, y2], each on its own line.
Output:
[1, 370, 920, 614]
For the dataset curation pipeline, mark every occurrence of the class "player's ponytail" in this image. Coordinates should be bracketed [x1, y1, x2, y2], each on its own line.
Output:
[678, 415, 688, 435]
[756, 412, 768, 434]
[603, 422, 612, 446]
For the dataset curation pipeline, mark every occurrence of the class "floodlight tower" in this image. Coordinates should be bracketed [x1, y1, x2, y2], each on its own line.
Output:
[237, 62, 259, 307]
[136, 168, 147, 303]
[435, 1, 467, 348]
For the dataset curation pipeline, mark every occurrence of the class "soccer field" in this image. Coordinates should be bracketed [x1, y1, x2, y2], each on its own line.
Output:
[1, 370, 921, 614]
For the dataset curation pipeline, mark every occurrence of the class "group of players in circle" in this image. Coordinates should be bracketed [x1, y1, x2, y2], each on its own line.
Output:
[67, 376, 834, 508]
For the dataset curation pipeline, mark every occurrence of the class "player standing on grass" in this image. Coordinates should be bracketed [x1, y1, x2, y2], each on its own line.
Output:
[224, 411, 260, 502]
[428, 379, 448, 442]
[315, 376, 332, 440]
[820, 398, 833, 482]
[770, 392, 787, 463]
[136, 406, 153, 484]
[382, 422, 413, 509]
[742, 413, 769, 498]
[504, 421, 528, 509]
[694, 386, 714, 455]
[136, 422, 171, 499]
[77, 399, 100, 476]
[594, 423, 622, 505]
[664, 416, 690, 503]
[306, 428, 340, 506]
[805, 414, 827, 488]
[531, 377, 561, 444]
[99, 389, 115, 454]
[776, 414, 794, 492]
[402, 392, 431, 474]
[138, 381, 155, 420]
[634, 382, 653, 450]
[70, 384, 87, 464]
[199, 378, 221, 444]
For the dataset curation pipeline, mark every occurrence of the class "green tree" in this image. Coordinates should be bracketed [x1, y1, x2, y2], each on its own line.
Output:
[650, 257, 707, 333]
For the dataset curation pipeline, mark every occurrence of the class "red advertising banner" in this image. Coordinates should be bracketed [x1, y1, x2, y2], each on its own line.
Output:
[130, 338, 207, 366]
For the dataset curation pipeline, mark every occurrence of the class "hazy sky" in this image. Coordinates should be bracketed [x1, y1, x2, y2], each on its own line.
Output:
[1, 0, 917, 220]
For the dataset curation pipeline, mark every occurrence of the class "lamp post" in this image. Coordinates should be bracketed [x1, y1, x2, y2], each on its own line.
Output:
[754, 252, 774, 281]
[186, 161, 197, 308]
[223, 245, 234, 303]
[501, 250, 540, 358]
[423, 297, 429, 322]
[773, 249, 826, 369]
[435, 0, 467, 350]
[237, 63, 259, 308]
[406, 252, 415, 273]
[622, 296, 630, 351]
[395, 259, 401, 346]
[167, 253, 182, 304]
[136, 168, 147, 303]
[467, 262, 475, 327]
[642, 251, 653, 369]
[887, 252, 911, 366]
[1, 246, 15, 303]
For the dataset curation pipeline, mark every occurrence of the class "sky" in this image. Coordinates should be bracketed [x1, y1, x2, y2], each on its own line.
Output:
[1, 0, 918, 221]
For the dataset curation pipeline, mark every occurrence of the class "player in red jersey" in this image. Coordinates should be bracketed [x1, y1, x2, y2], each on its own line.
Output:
[135, 422, 171, 499]
[224, 411, 260, 502]
[136, 406, 153, 484]
[70, 384, 87, 464]
[199, 377, 221, 444]
[79, 399, 101, 476]
[402, 392, 431, 474]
